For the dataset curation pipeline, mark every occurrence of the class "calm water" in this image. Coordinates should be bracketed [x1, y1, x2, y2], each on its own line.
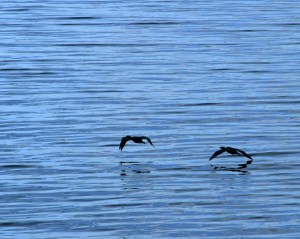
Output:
[1, 1, 300, 238]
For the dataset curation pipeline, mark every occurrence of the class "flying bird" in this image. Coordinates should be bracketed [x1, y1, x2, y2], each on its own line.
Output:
[209, 146, 253, 161]
[119, 135, 154, 151]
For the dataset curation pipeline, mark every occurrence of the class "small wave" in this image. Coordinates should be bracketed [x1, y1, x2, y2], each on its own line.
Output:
[0, 164, 32, 169]
[178, 102, 221, 107]
[254, 151, 299, 156]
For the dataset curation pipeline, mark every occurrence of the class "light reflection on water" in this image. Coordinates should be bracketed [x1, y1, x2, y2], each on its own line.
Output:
[1, 1, 300, 238]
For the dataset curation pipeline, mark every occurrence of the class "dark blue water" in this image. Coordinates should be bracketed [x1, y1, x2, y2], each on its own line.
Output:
[1, 1, 300, 238]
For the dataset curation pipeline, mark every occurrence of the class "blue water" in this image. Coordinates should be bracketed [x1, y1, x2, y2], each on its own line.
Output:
[1, 1, 300, 238]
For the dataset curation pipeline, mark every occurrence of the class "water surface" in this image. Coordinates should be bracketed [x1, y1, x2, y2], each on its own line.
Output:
[1, 1, 300, 238]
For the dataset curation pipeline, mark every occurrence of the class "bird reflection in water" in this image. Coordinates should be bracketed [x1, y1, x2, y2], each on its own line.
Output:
[119, 161, 151, 176]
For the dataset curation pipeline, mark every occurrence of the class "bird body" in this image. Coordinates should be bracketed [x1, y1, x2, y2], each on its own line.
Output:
[119, 135, 154, 151]
[209, 146, 252, 161]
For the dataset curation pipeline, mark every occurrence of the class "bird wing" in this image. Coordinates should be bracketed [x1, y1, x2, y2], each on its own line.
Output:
[119, 137, 129, 151]
[236, 149, 253, 159]
[209, 148, 226, 161]
[141, 136, 154, 147]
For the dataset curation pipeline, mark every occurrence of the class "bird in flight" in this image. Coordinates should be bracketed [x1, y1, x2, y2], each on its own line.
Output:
[119, 135, 154, 151]
[209, 146, 253, 161]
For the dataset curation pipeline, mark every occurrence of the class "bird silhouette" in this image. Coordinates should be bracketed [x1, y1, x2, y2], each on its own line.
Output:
[119, 135, 154, 151]
[209, 146, 253, 161]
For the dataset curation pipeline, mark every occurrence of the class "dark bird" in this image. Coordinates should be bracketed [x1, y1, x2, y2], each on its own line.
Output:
[119, 135, 154, 151]
[209, 146, 253, 161]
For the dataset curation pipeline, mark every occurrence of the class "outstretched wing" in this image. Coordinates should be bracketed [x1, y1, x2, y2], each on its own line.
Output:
[209, 148, 226, 161]
[237, 149, 253, 159]
[119, 137, 129, 151]
[141, 136, 154, 147]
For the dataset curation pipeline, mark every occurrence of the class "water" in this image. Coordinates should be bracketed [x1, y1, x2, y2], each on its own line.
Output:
[1, 1, 300, 238]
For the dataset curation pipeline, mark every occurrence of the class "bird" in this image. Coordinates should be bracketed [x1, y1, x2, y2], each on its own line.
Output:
[209, 146, 253, 161]
[119, 135, 154, 151]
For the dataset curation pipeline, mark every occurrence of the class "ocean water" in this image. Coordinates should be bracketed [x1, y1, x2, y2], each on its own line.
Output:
[1, 1, 300, 238]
